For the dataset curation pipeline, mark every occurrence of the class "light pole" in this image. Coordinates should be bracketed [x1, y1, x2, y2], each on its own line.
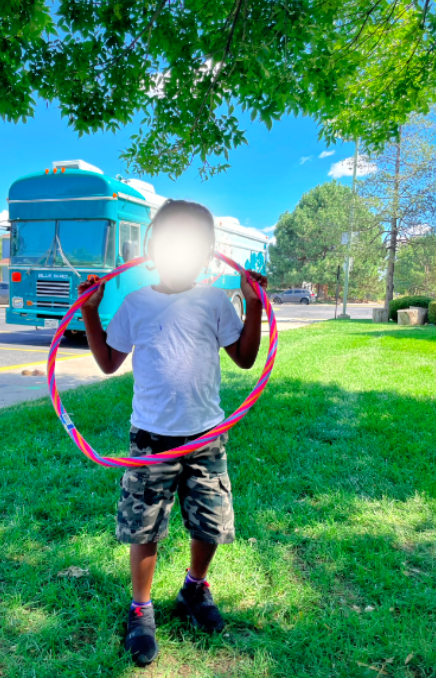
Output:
[338, 139, 359, 319]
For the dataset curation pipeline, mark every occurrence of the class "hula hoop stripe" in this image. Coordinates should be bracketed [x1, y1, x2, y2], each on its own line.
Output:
[47, 252, 278, 467]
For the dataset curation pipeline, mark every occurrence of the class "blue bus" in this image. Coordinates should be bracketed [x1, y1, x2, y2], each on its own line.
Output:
[7, 160, 268, 336]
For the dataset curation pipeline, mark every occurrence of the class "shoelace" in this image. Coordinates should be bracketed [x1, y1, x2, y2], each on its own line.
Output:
[130, 606, 155, 629]
[194, 581, 214, 603]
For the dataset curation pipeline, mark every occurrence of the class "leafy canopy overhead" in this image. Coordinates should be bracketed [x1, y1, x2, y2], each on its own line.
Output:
[2, 0, 436, 177]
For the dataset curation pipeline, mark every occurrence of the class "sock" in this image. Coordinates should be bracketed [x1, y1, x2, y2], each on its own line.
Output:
[131, 599, 152, 610]
[185, 569, 207, 585]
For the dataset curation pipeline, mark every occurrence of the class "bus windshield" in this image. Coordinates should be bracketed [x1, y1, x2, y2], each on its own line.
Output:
[11, 220, 115, 268]
[56, 220, 114, 268]
[10, 221, 56, 265]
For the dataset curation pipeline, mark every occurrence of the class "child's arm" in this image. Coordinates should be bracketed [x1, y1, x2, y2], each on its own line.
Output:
[224, 270, 267, 369]
[78, 279, 128, 375]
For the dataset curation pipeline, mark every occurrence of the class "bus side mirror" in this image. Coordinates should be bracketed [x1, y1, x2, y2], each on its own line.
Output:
[122, 240, 134, 263]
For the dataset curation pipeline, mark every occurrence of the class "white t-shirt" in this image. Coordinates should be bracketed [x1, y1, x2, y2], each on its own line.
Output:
[106, 285, 244, 435]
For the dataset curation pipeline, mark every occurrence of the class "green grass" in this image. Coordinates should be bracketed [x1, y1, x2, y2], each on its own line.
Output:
[1, 320, 436, 678]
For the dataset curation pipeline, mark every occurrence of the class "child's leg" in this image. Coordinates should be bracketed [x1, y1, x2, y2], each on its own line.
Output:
[117, 427, 183, 600]
[131, 542, 158, 602]
[177, 432, 234, 631]
[126, 542, 159, 667]
[190, 539, 217, 580]
[117, 427, 183, 665]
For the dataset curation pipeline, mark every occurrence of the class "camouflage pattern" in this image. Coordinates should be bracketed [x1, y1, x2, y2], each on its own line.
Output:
[116, 427, 234, 545]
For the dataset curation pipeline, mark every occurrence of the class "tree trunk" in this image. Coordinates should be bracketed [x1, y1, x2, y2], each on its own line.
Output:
[384, 128, 401, 311]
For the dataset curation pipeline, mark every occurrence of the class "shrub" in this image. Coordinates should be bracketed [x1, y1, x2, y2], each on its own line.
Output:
[389, 295, 434, 322]
[428, 301, 436, 325]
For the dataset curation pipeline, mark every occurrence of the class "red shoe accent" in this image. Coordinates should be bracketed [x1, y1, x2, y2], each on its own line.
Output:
[134, 606, 144, 616]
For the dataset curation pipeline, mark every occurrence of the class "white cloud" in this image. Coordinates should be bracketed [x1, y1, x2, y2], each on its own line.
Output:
[319, 150, 335, 159]
[268, 236, 277, 246]
[328, 154, 377, 179]
[300, 156, 313, 165]
[262, 225, 276, 233]
[0, 209, 9, 227]
[408, 223, 431, 238]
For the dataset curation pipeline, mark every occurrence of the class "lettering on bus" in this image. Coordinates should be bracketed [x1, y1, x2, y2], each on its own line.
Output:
[37, 273, 70, 280]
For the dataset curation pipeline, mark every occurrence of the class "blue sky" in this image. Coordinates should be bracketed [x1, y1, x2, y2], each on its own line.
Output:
[0, 101, 361, 233]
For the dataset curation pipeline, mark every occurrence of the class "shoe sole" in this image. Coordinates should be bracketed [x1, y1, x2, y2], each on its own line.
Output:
[125, 634, 159, 666]
[175, 592, 225, 633]
[126, 643, 159, 667]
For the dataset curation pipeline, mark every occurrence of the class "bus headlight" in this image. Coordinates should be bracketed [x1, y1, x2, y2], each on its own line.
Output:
[12, 296, 24, 309]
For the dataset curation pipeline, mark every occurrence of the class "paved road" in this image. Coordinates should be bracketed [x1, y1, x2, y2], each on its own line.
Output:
[270, 301, 378, 326]
[0, 302, 378, 369]
[0, 308, 90, 370]
[0, 302, 380, 409]
[0, 307, 133, 410]
[0, 302, 379, 369]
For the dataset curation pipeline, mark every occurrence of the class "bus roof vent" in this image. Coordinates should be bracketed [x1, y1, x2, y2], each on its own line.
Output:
[123, 178, 156, 194]
[215, 216, 241, 227]
[122, 179, 168, 218]
[52, 160, 104, 174]
[215, 215, 268, 242]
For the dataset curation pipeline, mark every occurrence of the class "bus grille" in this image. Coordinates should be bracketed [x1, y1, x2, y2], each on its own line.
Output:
[36, 301, 70, 309]
[36, 280, 70, 299]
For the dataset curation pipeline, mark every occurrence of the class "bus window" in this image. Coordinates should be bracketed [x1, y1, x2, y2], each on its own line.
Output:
[57, 220, 112, 268]
[120, 222, 140, 260]
[120, 222, 130, 253]
[131, 225, 140, 256]
[105, 222, 115, 268]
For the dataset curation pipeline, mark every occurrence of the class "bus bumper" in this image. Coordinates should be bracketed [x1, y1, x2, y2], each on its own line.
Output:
[6, 308, 111, 331]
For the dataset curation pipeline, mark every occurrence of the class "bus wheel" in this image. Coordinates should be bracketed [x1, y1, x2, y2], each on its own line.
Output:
[231, 294, 244, 320]
[64, 329, 86, 342]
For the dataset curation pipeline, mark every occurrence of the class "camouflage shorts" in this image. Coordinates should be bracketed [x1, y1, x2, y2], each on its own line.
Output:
[116, 426, 234, 545]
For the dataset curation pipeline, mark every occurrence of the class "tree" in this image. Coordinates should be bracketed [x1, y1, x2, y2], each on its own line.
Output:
[321, 2, 436, 149]
[395, 235, 436, 297]
[358, 112, 436, 309]
[268, 181, 384, 298]
[2, 1, 436, 178]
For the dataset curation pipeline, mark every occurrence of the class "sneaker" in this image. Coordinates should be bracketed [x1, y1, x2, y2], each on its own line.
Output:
[176, 580, 225, 633]
[124, 604, 159, 666]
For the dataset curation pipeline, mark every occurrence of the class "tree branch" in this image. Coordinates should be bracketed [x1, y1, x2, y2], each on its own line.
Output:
[188, 0, 243, 136]
[97, 0, 168, 73]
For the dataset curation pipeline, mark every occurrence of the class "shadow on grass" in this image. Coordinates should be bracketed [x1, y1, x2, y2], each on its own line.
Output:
[351, 325, 436, 344]
[1, 371, 436, 677]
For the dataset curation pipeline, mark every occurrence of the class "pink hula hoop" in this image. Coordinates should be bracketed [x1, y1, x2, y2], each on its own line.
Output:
[47, 252, 278, 467]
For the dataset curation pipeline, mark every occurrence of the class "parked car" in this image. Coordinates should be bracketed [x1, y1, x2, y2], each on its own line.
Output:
[272, 288, 316, 305]
[0, 281, 9, 305]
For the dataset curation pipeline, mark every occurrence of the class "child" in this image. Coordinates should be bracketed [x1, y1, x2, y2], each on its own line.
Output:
[78, 199, 267, 666]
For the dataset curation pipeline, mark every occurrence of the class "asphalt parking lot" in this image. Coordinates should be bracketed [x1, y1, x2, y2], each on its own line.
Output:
[0, 301, 380, 409]
[270, 301, 378, 325]
[0, 310, 89, 370]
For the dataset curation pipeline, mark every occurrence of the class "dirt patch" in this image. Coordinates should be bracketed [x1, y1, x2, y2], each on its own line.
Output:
[139, 651, 241, 678]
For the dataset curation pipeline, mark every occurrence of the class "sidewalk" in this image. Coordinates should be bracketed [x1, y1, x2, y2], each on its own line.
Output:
[0, 353, 133, 410]
[1, 318, 307, 409]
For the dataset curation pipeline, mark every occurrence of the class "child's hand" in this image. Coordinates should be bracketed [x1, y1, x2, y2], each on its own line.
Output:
[240, 270, 268, 305]
[77, 277, 105, 310]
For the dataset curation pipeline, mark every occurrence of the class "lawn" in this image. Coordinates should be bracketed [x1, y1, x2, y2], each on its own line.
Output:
[1, 320, 436, 678]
